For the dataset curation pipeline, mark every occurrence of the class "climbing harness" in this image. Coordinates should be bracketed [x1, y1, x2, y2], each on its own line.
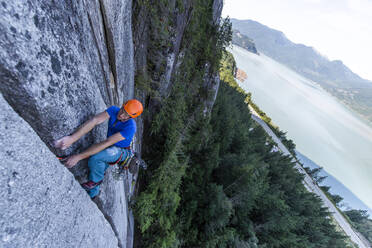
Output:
[56, 147, 147, 182]
[111, 149, 147, 181]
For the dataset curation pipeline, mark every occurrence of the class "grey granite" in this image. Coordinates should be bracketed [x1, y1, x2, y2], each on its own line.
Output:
[0, 93, 118, 248]
[0, 1, 134, 247]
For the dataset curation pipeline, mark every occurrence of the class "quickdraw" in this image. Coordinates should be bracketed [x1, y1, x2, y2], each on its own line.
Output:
[112, 150, 133, 180]
[112, 151, 147, 180]
[118, 152, 132, 170]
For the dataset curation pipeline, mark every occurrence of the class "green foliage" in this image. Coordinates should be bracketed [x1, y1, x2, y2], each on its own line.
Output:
[242, 91, 272, 124]
[133, 1, 349, 247]
[219, 51, 297, 155]
[135, 82, 188, 247]
[329, 194, 344, 206]
[175, 52, 347, 247]
[320, 185, 331, 192]
[269, 127, 296, 155]
[304, 166, 328, 184]
[345, 209, 369, 223]
[176, 78, 348, 247]
[133, 0, 177, 93]
[344, 210, 372, 243]
[133, 0, 232, 246]
[304, 166, 320, 177]
[219, 51, 237, 85]
[216, 17, 233, 60]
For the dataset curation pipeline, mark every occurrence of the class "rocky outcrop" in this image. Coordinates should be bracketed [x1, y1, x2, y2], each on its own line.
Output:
[159, 0, 193, 97]
[202, 63, 221, 115]
[232, 29, 259, 55]
[96, 0, 134, 105]
[133, 0, 222, 111]
[131, 0, 225, 245]
[0, 94, 118, 248]
[212, 0, 223, 24]
[133, 0, 193, 99]
[0, 0, 134, 247]
[201, 0, 223, 114]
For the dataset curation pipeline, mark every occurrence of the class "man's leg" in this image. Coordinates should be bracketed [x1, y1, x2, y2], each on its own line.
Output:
[85, 146, 123, 198]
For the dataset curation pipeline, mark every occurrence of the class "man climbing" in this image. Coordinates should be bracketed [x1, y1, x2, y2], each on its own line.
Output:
[53, 99, 143, 198]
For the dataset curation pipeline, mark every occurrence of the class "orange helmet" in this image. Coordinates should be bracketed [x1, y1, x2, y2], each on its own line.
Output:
[123, 99, 143, 118]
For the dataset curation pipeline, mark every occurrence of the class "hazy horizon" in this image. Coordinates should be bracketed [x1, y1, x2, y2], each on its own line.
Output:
[230, 45, 372, 209]
[222, 0, 372, 81]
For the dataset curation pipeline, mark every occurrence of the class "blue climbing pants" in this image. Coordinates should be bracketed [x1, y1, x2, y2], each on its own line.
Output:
[87, 146, 131, 198]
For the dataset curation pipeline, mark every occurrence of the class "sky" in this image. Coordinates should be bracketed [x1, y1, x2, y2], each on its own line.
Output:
[222, 0, 372, 81]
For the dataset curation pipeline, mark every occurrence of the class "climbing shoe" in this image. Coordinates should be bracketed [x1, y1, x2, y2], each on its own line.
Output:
[81, 180, 102, 190]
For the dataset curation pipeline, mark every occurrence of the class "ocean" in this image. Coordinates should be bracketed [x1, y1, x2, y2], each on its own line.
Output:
[230, 45, 372, 211]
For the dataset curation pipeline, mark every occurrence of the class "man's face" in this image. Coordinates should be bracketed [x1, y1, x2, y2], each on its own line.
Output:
[117, 107, 131, 121]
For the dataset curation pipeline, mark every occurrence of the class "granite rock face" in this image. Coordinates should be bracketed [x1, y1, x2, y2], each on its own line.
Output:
[212, 0, 223, 24]
[201, 0, 223, 115]
[0, 0, 134, 153]
[159, 0, 193, 97]
[0, 0, 134, 247]
[133, 0, 221, 112]
[232, 29, 259, 55]
[99, 0, 134, 104]
[1, 0, 108, 154]
[202, 64, 221, 115]
[0, 93, 118, 248]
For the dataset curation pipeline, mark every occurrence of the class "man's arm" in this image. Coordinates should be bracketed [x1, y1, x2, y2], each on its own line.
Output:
[54, 111, 109, 150]
[63, 132, 125, 168]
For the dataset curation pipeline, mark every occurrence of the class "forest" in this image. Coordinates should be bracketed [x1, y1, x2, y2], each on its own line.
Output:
[132, 0, 350, 246]
[134, 50, 349, 247]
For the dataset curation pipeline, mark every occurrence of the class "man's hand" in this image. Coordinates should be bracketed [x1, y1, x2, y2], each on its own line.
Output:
[54, 136, 74, 150]
[62, 154, 82, 168]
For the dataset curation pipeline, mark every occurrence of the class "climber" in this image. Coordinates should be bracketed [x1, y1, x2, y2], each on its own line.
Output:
[53, 99, 143, 198]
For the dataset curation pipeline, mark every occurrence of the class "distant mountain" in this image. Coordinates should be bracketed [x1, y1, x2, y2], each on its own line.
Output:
[231, 19, 372, 123]
[232, 29, 258, 54]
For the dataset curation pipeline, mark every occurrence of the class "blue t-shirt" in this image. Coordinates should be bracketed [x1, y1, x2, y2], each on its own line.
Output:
[106, 106, 136, 148]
